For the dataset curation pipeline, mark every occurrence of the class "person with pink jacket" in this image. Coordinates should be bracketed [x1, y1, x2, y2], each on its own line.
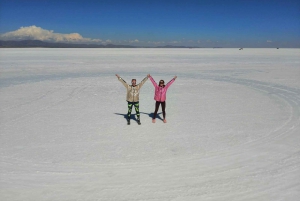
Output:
[148, 74, 177, 123]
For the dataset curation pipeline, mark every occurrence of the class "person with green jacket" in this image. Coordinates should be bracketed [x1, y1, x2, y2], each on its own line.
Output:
[116, 74, 149, 125]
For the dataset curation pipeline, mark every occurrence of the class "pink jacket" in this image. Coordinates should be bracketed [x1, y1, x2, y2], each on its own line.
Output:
[149, 76, 175, 102]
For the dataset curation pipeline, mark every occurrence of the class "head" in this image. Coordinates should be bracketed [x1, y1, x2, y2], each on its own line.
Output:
[131, 79, 136, 86]
[159, 80, 165, 87]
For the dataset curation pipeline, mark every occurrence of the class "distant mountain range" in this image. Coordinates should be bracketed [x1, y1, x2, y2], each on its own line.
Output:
[0, 40, 200, 48]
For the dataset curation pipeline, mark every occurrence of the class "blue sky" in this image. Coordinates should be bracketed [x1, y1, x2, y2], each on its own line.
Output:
[0, 0, 299, 47]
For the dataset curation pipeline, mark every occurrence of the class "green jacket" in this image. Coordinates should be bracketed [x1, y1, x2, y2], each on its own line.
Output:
[118, 76, 148, 102]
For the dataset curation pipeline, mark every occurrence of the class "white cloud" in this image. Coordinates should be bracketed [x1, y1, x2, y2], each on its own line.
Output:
[267, 40, 272, 43]
[105, 39, 112, 43]
[0, 25, 102, 44]
[129, 39, 139, 43]
[147, 41, 165, 45]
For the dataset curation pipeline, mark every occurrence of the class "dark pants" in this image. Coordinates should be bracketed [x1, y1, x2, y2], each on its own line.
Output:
[127, 101, 140, 120]
[153, 101, 166, 119]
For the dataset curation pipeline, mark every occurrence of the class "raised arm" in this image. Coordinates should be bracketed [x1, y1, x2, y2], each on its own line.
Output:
[116, 74, 128, 88]
[137, 75, 149, 88]
[149, 75, 158, 87]
[164, 76, 177, 90]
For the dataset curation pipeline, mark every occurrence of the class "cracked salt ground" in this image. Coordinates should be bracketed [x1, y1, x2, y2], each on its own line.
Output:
[0, 48, 299, 201]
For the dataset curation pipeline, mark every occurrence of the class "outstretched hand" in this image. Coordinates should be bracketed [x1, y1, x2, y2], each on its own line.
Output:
[174, 76, 177, 80]
[147, 74, 151, 78]
[115, 74, 120, 78]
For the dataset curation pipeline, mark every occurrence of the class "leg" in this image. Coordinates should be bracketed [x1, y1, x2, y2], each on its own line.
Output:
[153, 101, 161, 119]
[162, 101, 166, 119]
[127, 102, 133, 120]
[134, 102, 140, 120]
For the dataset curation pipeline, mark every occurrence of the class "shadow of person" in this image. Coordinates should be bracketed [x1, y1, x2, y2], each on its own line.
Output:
[139, 112, 163, 121]
[114, 113, 138, 121]
[114, 112, 163, 122]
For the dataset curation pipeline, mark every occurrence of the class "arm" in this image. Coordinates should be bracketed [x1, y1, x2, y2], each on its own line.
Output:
[137, 75, 149, 88]
[149, 75, 158, 87]
[116, 74, 128, 88]
[165, 76, 177, 90]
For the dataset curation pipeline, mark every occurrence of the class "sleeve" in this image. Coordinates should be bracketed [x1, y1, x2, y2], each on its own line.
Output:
[164, 78, 175, 90]
[137, 76, 148, 88]
[118, 77, 129, 88]
[149, 76, 158, 87]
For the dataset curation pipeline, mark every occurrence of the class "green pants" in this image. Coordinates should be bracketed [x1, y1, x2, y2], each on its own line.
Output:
[127, 101, 140, 120]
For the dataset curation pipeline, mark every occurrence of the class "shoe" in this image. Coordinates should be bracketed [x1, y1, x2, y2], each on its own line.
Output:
[163, 119, 167, 123]
[152, 119, 156, 123]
